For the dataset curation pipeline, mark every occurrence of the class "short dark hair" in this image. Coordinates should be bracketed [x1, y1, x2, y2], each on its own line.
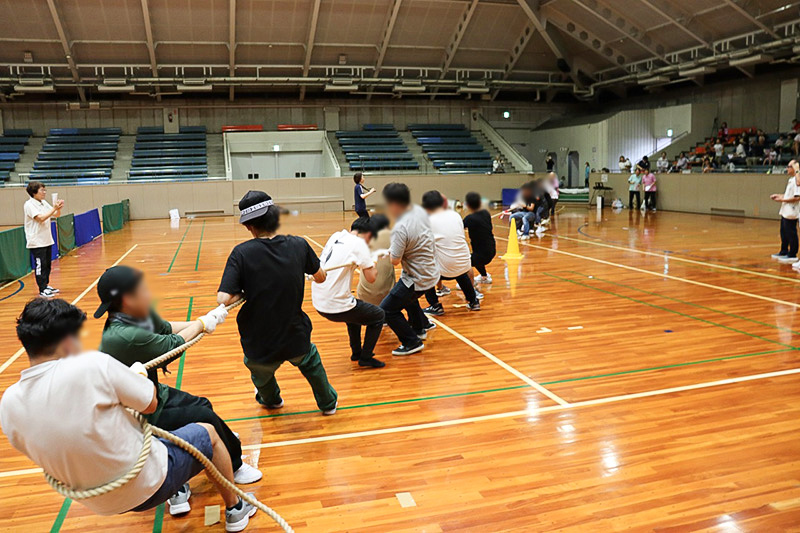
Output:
[465, 192, 481, 210]
[353, 172, 363, 184]
[17, 298, 86, 357]
[351, 216, 373, 235]
[382, 182, 410, 206]
[26, 181, 45, 198]
[244, 205, 281, 234]
[370, 213, 390, 232]
[421, 190, 445, 210]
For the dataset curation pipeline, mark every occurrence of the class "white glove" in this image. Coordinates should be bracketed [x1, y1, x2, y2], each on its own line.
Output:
[207, 304, 228, 324]
[197, 313, 219, 333]
[371, 249, 390, 262]
[130, 362, 148, 378]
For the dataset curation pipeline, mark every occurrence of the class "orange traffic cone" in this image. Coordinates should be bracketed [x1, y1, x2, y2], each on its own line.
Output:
[501, 221, 524, 260]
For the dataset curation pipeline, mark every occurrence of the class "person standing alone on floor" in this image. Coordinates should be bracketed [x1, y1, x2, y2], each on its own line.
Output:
[353, 172, 376, 218]
[771, 160, 800, 265]
[23, 181, 64, 298]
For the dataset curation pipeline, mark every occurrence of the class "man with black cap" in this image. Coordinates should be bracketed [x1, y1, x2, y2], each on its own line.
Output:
[95, 265, 262, 517]
[217, 191, 338, 415]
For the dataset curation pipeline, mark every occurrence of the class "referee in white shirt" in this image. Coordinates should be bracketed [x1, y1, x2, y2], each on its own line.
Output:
[23, 181, 63, 297]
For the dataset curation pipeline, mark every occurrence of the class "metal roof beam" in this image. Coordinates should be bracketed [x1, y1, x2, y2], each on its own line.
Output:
[432, 0, 478, 100]
[491, 21, 537, 100]
[45, 0, 85, 102]
[299, 0, 322, 101]
[722, 0, 779, 38]
[367, 0, 403, 99]
[139, 0, 160, 101]
[638, 0, 712, 49]
[228, 0, 236, 101]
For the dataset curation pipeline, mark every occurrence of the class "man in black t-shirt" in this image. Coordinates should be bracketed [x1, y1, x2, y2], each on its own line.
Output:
[463, 192, 496, 284]
[217, 191, 338, 415]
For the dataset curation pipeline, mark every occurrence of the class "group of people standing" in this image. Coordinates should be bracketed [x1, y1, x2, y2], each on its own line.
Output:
[626, 166, 658, 211]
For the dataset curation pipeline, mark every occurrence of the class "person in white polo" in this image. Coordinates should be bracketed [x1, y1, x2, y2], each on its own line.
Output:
[23, 181, 63, 297]
[771, 160, 800, 265]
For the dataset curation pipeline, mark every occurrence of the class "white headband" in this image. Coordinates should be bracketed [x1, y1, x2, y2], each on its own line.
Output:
[240, 199, 274, 215]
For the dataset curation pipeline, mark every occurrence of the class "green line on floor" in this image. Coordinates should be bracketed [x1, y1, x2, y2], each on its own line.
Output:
[166, 219, 194, 273]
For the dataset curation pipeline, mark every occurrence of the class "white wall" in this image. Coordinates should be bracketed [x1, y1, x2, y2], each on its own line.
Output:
[227, 130, 328, 179]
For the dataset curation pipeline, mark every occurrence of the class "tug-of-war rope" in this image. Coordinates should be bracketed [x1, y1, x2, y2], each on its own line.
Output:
[43, 260, 360, 531]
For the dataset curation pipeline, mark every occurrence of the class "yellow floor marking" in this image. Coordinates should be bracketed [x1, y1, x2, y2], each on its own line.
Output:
[497, 236, 800, 309]
[0, 244, 138, 375]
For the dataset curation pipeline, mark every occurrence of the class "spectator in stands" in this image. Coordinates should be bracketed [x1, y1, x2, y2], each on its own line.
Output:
[353, 172, 376, 218]
[763, 148, 778, 166]
[676, 152, 689, 171]
[776, 134, 787, 151]
[642, 170, 657, 211]
[636, 155, 651, 172]
[628, 168, 642, 209]
[545, 155, 555, 172]
[713, 138, 724, 164]
[793, 130, 800, 156]
[24, 181, 64, 298]
[619, 155, 632, 173]
[791, 119, 800, 134]
[718, 122, 729, 140]
[492, 156, 505, 174]
[656, 152, 669, 173]
[732, 138, 747, 166]
[702, 156, 714, 173]
[380, 183, 438, 356]
[770, 160, 800, 264]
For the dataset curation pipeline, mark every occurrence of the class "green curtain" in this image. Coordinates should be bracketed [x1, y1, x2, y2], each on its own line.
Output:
[0, 227, 31, 283]
[102, 202, 125, 233]
[56, 213, 76, 256]
[122, 198, 130, 222]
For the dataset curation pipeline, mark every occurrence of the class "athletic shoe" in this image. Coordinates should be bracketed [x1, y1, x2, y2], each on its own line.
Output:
[793, 261, 800, 270]
[322, 401, 338, 416]
[467, 301, 481, 311]
[519, 235, 529, 241]
[46, 286, 60, 293]
[475, 290, 484, 300]
[39, 288, 55, 298]
[233, 463, 263, 485]
[541, 218, 551, 225]
[392, 343, 424, 356]
[168, 484, 191, 515]
[535, 226, 547, 234]
[255, 394, 284, 409]
[423, 322, 436, 333]
[358, 357, 385, 368]
[423, 304, 445, 316]
[436, 286, 451, 297]
[225, 495, 257, 532]
[350, 353, 360, 361]
[771, 253, 788, 259]
[778, 256, 798, 264]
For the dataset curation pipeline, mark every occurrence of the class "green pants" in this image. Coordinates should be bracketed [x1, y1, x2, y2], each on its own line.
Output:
[244, 343, 338, 412]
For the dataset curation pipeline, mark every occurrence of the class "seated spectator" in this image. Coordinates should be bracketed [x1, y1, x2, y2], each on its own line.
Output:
[676, 152, 689, 171]
[718, 121, 729, 140]
[792, 119, 800, 134]
[776, 134, 787, 150]
[731, 138, 747, 165]
[656, 152, 669, 173]
[618, 155, 632, 173]
[763, 148, 778, 166]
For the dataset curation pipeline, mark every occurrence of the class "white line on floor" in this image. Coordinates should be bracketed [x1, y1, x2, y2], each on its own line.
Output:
[0, 244, 138, 376]
[567, 326, 584, 330]
[395, 492, 417, 508]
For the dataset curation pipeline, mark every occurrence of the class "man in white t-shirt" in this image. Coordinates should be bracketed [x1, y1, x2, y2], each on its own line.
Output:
[770, 160, 800, 264]
[420, 190, 480, 315]
[713, 139, 724, 164]
[23, 181, 64, 297]
[312, 217, 385, 368]
[0, 298, 259, 531]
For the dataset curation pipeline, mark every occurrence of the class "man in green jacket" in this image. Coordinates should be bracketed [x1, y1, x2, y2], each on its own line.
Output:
[95, 266, 262, 517]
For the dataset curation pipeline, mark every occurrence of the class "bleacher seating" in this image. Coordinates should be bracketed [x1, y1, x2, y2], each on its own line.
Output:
[336, 125, 418, 171]
[409, 124, 491, 173]
[0, 129, 31, 181]
[29, 128, 118, 182]
[130, 127, 208, 180]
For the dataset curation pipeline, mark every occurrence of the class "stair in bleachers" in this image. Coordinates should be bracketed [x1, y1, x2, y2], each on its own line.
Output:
[336, 124, 419, 173]
[112, 135, 135, 181]
[1, 130, 37, 183]
[129, 126, 208, 180]
[206, 134, 225, 178]
[410, 124, 492, 174]
[473, 131, 516, 173]
[30, 128, 120, 183]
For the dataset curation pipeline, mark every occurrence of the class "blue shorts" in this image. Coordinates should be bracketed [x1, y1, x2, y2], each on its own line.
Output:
[130, 423, 213, 512]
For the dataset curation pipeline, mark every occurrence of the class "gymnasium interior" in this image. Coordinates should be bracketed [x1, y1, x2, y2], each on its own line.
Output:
[2, 0, 800, 531]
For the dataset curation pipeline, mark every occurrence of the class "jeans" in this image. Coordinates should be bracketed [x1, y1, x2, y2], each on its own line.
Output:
[380, 280, 432, 347]
[30, 245, 52, 293]
[510, 211, 537, 234]
[425, 272, 478, 306]
[244, 343, 338, 411]
[154, 387, 243, 471]
[629, 190, 641, 209]
[779, 217, 799, 257]
[318, 300, 385, 360]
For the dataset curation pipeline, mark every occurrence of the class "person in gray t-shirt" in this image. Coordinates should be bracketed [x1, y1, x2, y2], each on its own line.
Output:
[380, 183, 438, 356]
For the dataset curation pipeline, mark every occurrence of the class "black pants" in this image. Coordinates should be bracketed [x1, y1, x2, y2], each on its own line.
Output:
[549, 199, 558, 217]
[30, 246, 52, 293]
[154, 387, 243, 471]
[779, 217, 799, 258]
[471, 251, 495, 277]
[629, 191, 641, 209]
[355, 209, 369, 218]
[318, 300, 385, 360]
[644, 191, 656, 210]
[380, 281, 432, 347]
[425, 272, 478, 306]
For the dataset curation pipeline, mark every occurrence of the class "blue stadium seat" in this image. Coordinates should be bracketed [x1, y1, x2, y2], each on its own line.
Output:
[29, 169, 112, 179]
[133, 148, 208, 158]
[131, 157, 208, 167]
[34, 160, 114, 170]
[137, 126, 165, 134]
[45, 135, 120, 144]
[0, 137, 30, 145]
[134, 141, 206, 150]
[38, 150, 117, 160]
[42, 143, 118, 152]
[134, 133, 206, 141]
[48, 127, 122, 136]
[3, 128, 33, 137]
[0, 170, 10, 181]
[0, 153, 21, 161]
[179, 125, 207, 133]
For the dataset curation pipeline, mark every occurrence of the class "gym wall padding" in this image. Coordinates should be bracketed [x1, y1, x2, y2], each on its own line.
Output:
[57, 214, 76, 256]
[74, 208, 102, 247]
[102, 202, 125, 233]
[0, 227, 30, 283]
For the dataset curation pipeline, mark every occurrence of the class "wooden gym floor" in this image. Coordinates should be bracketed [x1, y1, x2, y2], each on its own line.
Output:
[1, 206, 800, 532]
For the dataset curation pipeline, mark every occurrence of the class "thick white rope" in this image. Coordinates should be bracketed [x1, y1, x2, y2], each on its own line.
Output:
[43, 298, 293, 532]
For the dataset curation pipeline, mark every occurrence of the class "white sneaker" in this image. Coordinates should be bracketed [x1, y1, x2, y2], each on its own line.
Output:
[168, 484, 191, 515]
[435, 286, 451, 297]
[778, 256, 798, 264]
[39, 288, 55, 298]
[46, 286, 60, 294]
[793, 260, 800, 270]
[484, 274, 492, 284]
[234, 463, 263, 484]
[771, 253, 787, 259]
[322, 401, 338, 416]
[541, 218, 551, 225]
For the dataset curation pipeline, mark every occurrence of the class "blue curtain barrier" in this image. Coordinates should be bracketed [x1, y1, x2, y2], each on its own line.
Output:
[74, 208, 102, 247]
[29, 221, 59, 270]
